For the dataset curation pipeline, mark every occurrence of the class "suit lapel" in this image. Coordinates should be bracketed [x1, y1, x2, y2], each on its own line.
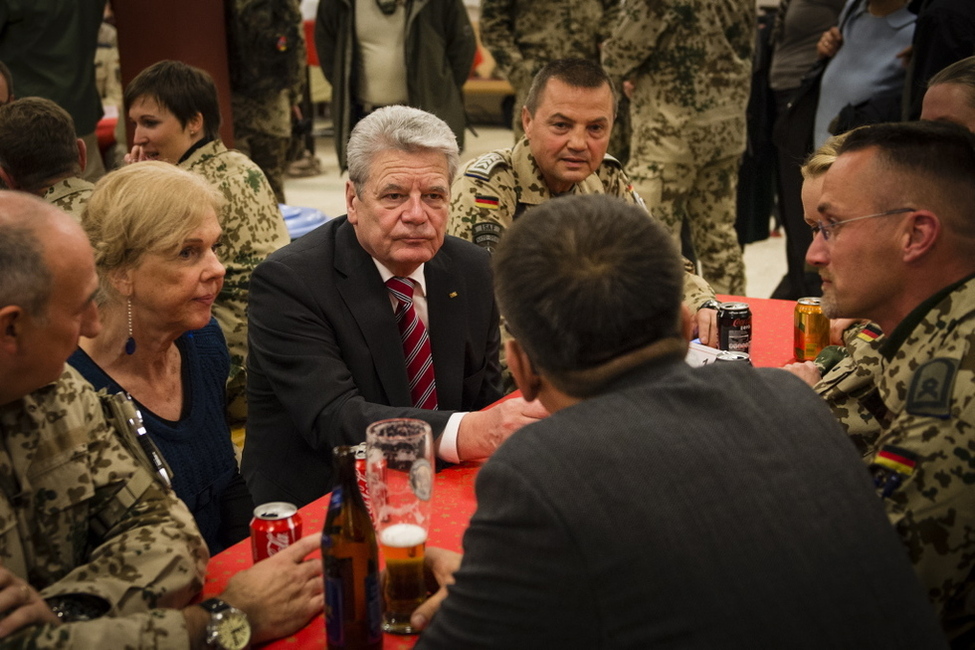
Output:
[333, 219, 412, 405]
[426, 248, 465, 410]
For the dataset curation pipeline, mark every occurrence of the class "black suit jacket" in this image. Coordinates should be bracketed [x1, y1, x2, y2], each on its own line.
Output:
[242, 216, 502, 507]
[417, 359, 946, 649]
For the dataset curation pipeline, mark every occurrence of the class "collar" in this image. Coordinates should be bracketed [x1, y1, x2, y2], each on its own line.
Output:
[372, 259, 427, 297]
[879, 271, 975, 361]
[178, 135, 215, 165]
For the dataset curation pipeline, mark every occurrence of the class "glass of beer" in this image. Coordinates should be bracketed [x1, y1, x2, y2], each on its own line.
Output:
[365, 418, 433, 634]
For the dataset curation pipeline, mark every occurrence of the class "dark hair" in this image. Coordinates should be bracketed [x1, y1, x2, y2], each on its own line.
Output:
[0, 97, 81, 192]
[838, 121, 975, 238]
[524, 58, 617, 117]
[0, 202, 52, 318]
[928, 55, 975, 109]
[494, 194, 683, 396]
[124, 60, 222, 139]
[0, 61, 13, 102]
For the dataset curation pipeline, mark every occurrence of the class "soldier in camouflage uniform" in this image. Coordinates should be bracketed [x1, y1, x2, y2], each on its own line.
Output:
[0, 98, 93, 222]
[229, 0, 307, 205]
[788, 122, 975, 643]
[0, 192, 321, 647]
[125, 60, 291, 424]
[450, 59, 719, 346]
[601, 0, 754, 295]
[478, 0, 620, 141]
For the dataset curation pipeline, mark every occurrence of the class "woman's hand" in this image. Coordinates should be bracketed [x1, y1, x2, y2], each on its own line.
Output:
[124, 144, 150, 165]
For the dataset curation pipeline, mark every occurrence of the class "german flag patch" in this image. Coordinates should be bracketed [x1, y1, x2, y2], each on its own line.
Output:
[857, 323, 883, 343]
[474, 195, 499, 210]
[871, 445, 919, 498]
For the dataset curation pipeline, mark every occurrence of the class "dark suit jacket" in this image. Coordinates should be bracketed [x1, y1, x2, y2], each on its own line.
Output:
[242, 216, 502, 507]
[417, 358, 946, 649]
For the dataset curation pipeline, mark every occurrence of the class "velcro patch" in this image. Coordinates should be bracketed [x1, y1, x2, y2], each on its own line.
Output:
[871, 444, 919, 498]
[474, 195, 500, 210]
[472, 222, 503, 251]
[906, 357, 959, 418]
[464, 152, 507, 181]
[857, 323, 883, 343]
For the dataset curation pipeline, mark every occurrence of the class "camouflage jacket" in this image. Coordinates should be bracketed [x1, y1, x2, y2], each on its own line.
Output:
[179, 140, 290, 409]
[830, 276, 975, 640]
[449, 137, 715, 310]
[601, 0, 754, 164]
[814, 322, 886, 455]
[0, 366, 208, 648]
[42, 176, 94, 223]
[478, 0, 620, 96]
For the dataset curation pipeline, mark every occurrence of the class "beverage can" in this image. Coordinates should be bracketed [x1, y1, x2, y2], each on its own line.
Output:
[794, 297, 830, 362]
[717, 302, 752, 353]
[715, 350, 752, 364]
[250, 502, 302, 562]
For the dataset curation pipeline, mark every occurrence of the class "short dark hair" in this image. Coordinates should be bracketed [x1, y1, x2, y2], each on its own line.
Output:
[0, 97, 81, 192]
[494, 194, 683, 396]
[837, 121, 975, 238]
[124, 60, 222, 139]
[524, 58, 617, 117]
[0, 203, 52, 319]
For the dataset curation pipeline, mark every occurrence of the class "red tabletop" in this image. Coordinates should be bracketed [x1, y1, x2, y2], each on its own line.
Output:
[206, 296, 798, 647]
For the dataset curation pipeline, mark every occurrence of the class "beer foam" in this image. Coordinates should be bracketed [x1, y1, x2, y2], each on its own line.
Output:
[380, 523, 428, 548]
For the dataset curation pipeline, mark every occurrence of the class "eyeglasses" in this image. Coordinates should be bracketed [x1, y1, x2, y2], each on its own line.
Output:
[810, 207, 914, 241]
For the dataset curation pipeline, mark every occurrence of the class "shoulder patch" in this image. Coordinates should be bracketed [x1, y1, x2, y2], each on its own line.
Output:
[906, 357, 959, 418]
[474, 195, 500, 210]
[871, 444, 919, 498]
[471, 222, 503, 252]
[856, 323, 883, 343]
[464, 152, 508, 181]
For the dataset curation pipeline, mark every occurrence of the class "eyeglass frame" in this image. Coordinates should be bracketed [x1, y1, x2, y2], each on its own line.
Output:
[810, 207, 914, 241]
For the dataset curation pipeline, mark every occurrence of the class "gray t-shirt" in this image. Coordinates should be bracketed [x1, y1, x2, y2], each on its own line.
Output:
[769, 0, 846, 91]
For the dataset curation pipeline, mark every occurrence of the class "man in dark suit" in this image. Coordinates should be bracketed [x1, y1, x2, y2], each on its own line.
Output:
[243, 106, 545, 508]
[411, 195, 947, 649]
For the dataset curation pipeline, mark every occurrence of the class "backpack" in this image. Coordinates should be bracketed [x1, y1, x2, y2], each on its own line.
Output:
[227, 0, 305, 98]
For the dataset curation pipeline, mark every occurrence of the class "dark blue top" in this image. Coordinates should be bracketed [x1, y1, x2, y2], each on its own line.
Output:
[69, 319, 251, 554]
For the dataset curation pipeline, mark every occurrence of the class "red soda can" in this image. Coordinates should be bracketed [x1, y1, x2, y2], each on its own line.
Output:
[250, 502, 302, 562]
[353, 443, 375, 520]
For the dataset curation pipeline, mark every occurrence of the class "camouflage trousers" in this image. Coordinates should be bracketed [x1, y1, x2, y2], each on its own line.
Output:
[235, 130, 289, 205]
[630, 155, 746, 295]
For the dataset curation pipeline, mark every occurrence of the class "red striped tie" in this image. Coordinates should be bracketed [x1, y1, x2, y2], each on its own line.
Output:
[386, 277, 439, 410]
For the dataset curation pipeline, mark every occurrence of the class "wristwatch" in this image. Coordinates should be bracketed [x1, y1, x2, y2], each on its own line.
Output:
[198, 598, 251, 650]
[698, 299, 721, 311]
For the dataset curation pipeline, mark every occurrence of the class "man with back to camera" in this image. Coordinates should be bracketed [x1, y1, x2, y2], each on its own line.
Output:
[782, 121, 975, 644]
[243, 105, 545, 509]
[0, 192, 323, 648]
[407, 193, 946, 649]
[0, 97, 93, 221]
[449, 58, 721, 346]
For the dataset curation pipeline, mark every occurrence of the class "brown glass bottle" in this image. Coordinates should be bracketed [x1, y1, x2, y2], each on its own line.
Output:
[323, 446, 383, 649]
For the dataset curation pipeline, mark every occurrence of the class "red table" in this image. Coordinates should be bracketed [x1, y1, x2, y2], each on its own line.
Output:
[205, 296, 798, 647]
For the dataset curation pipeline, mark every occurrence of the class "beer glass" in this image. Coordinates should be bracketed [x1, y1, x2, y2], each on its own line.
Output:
[365, 418, 434, 634]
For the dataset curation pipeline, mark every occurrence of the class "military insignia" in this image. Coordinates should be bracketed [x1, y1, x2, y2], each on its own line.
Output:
[871, 445, 919, 498]
[474, 195, 500, 210]
[472, 222, 503, 252]
[627, 184, 647, 210]
[464, 152, 507, 181]
[906, 357, 958, 418]
[856, 323, 882, 343]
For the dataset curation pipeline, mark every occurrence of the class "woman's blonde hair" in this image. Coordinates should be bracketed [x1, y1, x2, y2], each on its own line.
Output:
[82, 161, 224, 302]
[801, 131, 852, 180]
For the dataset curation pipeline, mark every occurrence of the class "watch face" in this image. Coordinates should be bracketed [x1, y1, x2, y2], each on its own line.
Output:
[212, 608, 252, 650]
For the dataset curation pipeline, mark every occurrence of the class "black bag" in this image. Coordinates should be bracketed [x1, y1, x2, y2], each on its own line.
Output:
[227, 0, 304, 98]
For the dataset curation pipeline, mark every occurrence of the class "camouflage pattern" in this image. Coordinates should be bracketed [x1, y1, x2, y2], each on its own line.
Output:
[42, 176, 94, 223]
[0, 365, 208, 648]
[816, 279, 975, 639]
[478, 0, 620, 137]
[449, 137, 716, 311]
[601, 0, 754, 295]
[180, 140, 290, 422]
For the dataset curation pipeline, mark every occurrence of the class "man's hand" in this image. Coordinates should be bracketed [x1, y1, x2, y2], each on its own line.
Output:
[221, 534, 324, 644]
[830, 318, 864, 346]
[409, 547, 462, 631]
[0, 567, 59, 638]
[456, 397, 548, 460]
[782, 361, 822, 387]
[817, 26, 842, 59]
[694, 307, 719, 348]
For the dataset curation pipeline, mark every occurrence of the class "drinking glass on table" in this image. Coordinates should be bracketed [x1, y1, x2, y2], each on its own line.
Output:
[365, 418, 434, 634]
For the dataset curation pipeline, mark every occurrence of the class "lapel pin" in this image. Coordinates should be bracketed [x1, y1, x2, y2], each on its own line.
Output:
[448, 291, 458, 298]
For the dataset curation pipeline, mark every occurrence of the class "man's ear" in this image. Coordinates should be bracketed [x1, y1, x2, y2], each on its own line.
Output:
[902, 210, 940, 263]
[345, 180, 358, 224]
[77, 138, 88, 173]
[0, 305, 24, 355]
[506, 338, 541, 402]
[521, 105, 533, 138]
[0, 167, 18, 190]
